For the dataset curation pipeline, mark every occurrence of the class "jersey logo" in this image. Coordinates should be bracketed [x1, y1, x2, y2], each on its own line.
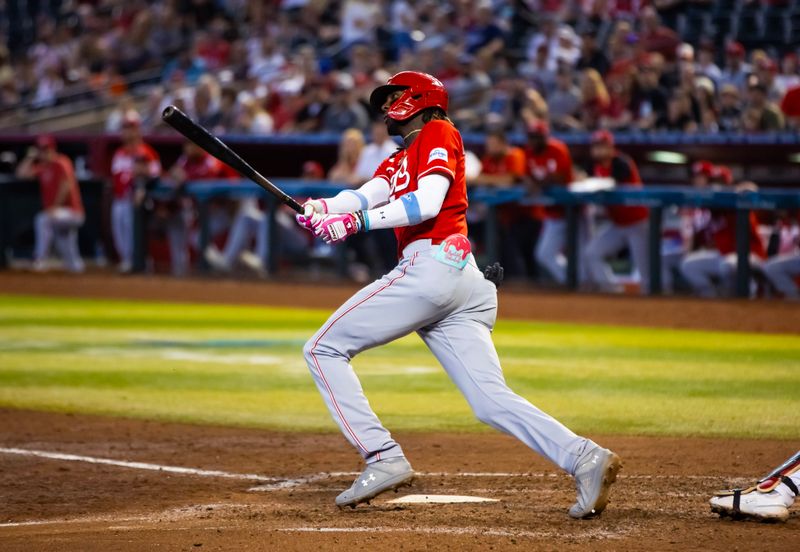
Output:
[389, 156, 410, 200]
[428, 147, 448, 163]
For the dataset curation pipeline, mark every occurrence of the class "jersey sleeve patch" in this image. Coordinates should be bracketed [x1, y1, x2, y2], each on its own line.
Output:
[428, 147, 449, 164]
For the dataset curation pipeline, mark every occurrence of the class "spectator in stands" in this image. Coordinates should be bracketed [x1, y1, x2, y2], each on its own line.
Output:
[110, 113, 162, 273]
[743, 75, 785, 131]
[464, 0, 505, 57]
[214, 86, 240, 134]
[637, 6, 681, 62]
[718, 83, 743, 132]
[630, 53, 668, 131]
[15, 135, 84, 273]
[549, 66, 583, 131]
[579, 68, 611, 130]
[194, 75, 223, 130]
[583, 130, 651, 293]
[657, 90, 699, 132]
[355, 119, 398, 181]
[696, 41, 722, 87]
[720, 41, 750, 93]
[525, 120, 577, 285]
[328, 128, 366, 186]
[694, 76, 719, 132]
[321, 72, 370, 134]
[233, 92, 274, 135]
[680, 164, 767, 298]
[575, 24, 610, 76]
[776, 53, 800, 99]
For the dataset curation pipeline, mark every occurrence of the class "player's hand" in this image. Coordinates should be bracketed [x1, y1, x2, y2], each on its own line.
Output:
[312, 212, 361, 244]
[483, 262, 504, 288]
[296, 198, 329, 231]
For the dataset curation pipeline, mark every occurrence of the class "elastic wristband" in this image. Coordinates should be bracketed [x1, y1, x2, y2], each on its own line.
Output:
[355, 210, 369, 232]
[319, 198, 329, 214]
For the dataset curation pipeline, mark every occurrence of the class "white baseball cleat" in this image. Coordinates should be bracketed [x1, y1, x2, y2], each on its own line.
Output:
[335, 457, 415, 509]
[204, 245, 231, 272]
[239, 251, 267, 276]
[569, 444, 622, 519]
[710, 488, 792, 522]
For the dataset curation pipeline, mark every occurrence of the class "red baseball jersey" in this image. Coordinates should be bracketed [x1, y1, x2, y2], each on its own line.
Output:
[34, 154, 83, 213]
[480, 146, 526, 179]
[707, 211, 766, 258]
[373, 120, 468, 257]
[591, 152, 649, 226]
[111, 142, 161, 199]
[525, 138, 574, 219]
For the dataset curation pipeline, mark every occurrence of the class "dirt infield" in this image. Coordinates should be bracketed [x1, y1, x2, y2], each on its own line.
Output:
[1, 271, 798, 334]
[1, 271, 798, 550]
[0, 409, 797, 551]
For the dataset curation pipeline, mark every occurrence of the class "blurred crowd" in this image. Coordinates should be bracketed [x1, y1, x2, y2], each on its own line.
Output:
[3, 0, 800, 134]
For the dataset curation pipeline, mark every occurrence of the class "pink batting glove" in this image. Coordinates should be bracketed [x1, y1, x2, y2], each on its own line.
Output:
[295, 199, 328, 231]
[312, 213, 361, 244]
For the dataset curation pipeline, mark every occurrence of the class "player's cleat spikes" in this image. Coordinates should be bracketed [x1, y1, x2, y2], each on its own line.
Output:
[710, 489, 792, 522]
[335, 457, 414, 509]
[569, 445, 622, 519]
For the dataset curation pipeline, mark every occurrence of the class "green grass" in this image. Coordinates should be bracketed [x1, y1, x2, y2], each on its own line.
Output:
[0, 294, 798, 438]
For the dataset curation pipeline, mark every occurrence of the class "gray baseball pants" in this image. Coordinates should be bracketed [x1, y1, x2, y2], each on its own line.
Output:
[762, 254, 800, 299]
[303, 239, 590, 475]
[34, 208, 84, 272]
[584, 220, 649, 294]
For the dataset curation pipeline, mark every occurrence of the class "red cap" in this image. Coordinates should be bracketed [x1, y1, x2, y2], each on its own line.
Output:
[302, 160, 324, 179]
[590, 129, 614, 146]
[726, 41, 745, 57]
[526, 119, 549, 136]
[35, 134, 56, 150]
[692, 160, 715, 177]
[757, 57, 778, 73]
[712, 164, 733, 185]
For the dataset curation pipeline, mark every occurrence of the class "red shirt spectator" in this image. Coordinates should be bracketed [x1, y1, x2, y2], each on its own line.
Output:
[23, 135, 83, 214]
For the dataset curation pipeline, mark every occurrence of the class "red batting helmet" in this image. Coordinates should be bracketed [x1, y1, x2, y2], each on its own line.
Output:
[369, 71, 448, 122]
[692, 160, 715, 178]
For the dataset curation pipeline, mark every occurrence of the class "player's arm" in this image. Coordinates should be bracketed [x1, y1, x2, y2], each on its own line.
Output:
[15, 148, 39, 179]
[361, 174, 449, 230]
[312, 177, 392, 214]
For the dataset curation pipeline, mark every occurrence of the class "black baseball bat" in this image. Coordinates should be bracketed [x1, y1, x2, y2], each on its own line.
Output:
[161, 105, 303, 213]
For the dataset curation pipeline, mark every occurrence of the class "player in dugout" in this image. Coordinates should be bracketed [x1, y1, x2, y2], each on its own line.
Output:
[294, 71, 621, 517]
[15, 134, 85, 273]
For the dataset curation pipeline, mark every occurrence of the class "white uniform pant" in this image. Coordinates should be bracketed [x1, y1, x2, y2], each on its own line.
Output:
[111, 198, 133, 268]
[34, 208, 84, 272]
[762, 254, 800, 299]
[166, 211, 191, 277]
[680, 250, 762, 298]
[303, 240, 590, 474]
[535, 218, 590, 285]
[584, 220, 649, 293]
[222, 200, 267, 267]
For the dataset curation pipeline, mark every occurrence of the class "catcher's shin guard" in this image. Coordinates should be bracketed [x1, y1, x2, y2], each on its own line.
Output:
[710, 450, 799, 521]
[756, 449, 800, 494]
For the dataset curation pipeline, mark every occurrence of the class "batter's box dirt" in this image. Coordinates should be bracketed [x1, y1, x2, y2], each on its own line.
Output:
[0, 410, 798, 551]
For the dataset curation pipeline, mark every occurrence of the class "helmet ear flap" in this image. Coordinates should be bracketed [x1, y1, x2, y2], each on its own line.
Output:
[372, 71, 449, 122]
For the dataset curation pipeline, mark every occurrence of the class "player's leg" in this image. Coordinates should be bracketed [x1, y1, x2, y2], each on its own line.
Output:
[303, 252, 444, 463]
[51, 209, 85, 273]
[111, 199, 133, 271]
[624, 220, 650, 294]
[534, 219, 567, 284]
[32, 211, 54, 270]
[167, 212, 189, 277]
[417, 271, 620, 518]
[303, 252, 450, 507]
[762, 254, 800, 299]
[584, 223, 626, 292]
[680, 250, 723, 297]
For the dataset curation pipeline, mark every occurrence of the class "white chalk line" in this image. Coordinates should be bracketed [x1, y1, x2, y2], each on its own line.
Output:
[279, 526, 628, 540]
[0, 446, 737, 495]
[0, 447, 279, 482]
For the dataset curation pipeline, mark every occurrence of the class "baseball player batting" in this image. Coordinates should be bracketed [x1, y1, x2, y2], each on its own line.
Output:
[295, 71, 621, 517]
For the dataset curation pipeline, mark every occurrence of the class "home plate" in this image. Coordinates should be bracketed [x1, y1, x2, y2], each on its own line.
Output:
[387, 494, 499, 504]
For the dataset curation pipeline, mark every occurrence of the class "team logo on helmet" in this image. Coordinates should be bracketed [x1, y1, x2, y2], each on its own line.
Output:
[370, 71, 449, 122]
